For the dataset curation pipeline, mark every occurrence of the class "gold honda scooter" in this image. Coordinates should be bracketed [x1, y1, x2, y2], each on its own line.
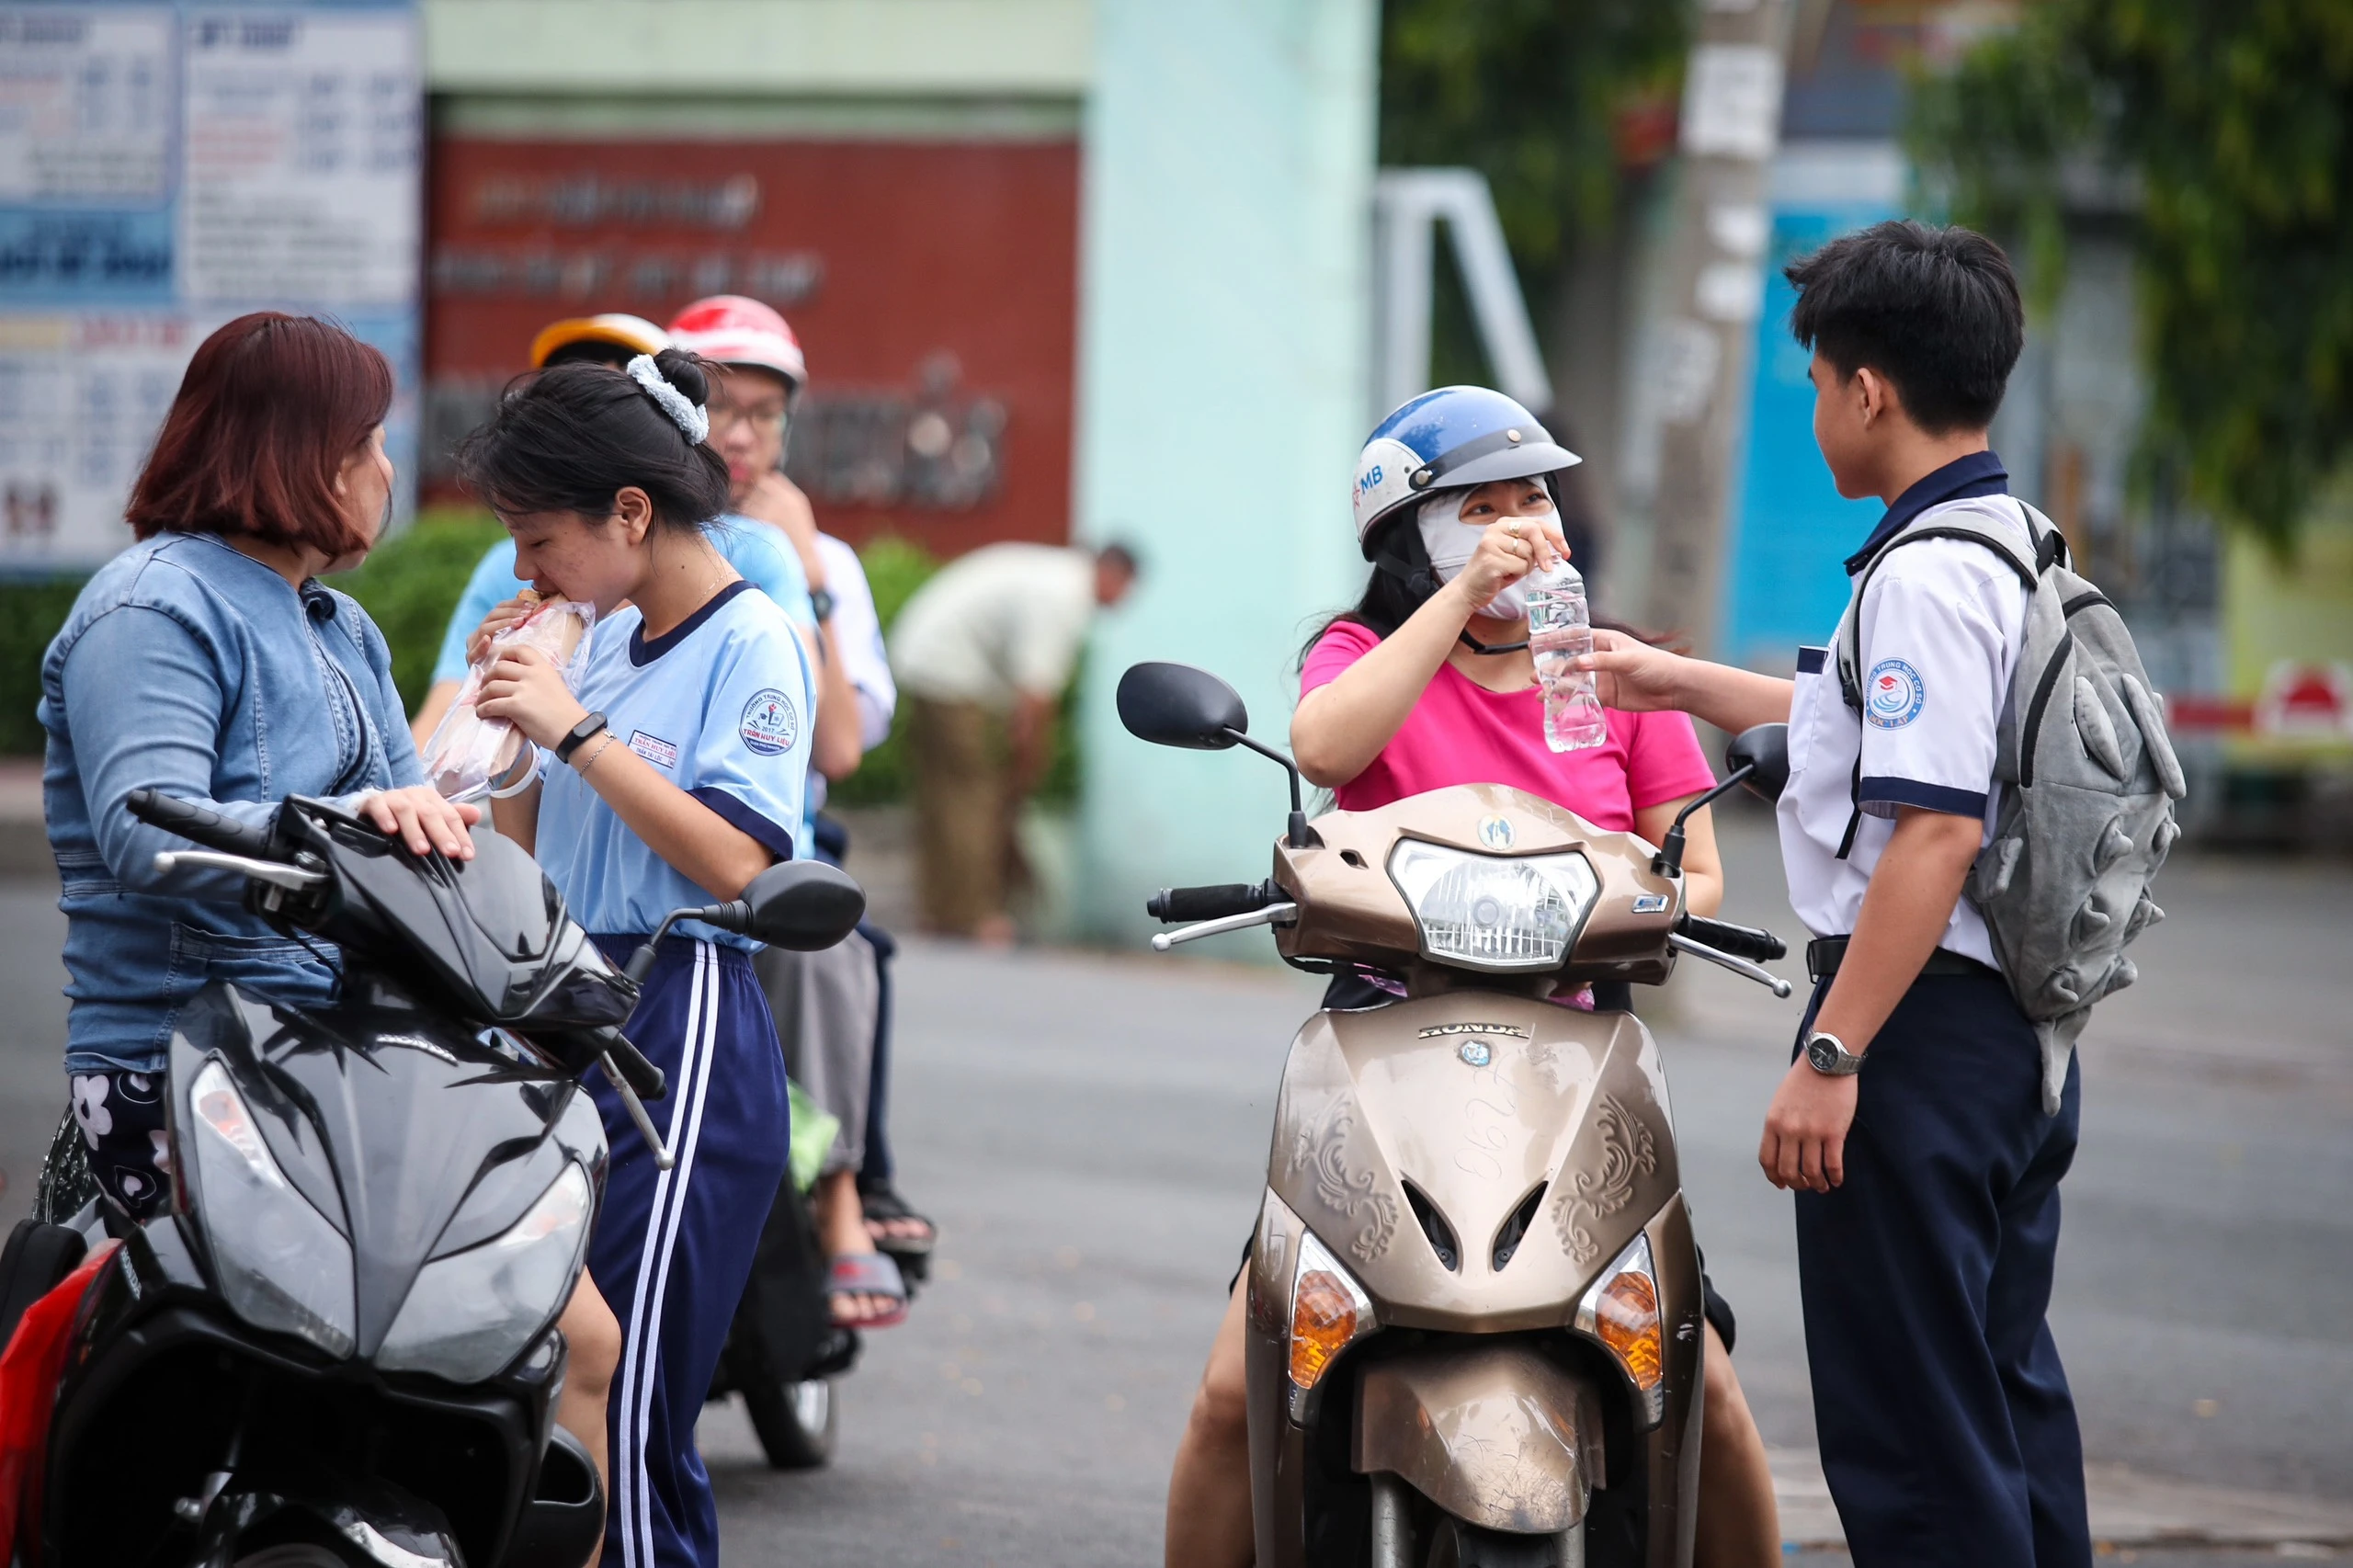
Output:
[1118, 662, 1794, 1568]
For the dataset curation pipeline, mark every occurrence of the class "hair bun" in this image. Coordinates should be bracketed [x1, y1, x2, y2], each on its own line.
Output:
[650, 347, 710, 409]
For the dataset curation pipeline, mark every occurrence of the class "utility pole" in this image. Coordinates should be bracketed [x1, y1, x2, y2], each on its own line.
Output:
[1643, 0, 1797, 651]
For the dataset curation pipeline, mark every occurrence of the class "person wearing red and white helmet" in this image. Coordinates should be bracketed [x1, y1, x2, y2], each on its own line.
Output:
[664, 298, 862, 772]
[408, 310, 818, 749]
[666, 295, 926, 1333]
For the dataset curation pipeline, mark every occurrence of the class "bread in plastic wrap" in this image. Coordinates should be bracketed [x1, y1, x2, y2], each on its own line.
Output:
[423, 593, 596, 801]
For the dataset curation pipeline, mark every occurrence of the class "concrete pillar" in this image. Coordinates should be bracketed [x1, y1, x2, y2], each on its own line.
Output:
[1070, 0, 1379, 949]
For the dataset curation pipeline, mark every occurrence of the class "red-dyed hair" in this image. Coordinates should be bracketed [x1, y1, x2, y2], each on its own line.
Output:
[126, 312, 393, 556]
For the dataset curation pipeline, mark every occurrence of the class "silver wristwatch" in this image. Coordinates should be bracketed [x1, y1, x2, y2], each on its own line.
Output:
[1803, 1030, 1865, 1076]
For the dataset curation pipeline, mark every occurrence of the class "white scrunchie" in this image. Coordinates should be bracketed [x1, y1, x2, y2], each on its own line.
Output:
[625, 354, 710, 444]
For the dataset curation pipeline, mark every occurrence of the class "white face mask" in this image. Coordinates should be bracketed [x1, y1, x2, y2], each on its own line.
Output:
[1416, 490, 1552, 623]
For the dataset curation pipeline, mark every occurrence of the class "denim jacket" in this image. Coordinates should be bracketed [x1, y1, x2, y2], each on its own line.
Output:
[40, 531, 424, 1074]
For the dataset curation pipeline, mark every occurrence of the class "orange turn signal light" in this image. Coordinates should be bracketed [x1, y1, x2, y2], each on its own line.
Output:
[1593, 1267, 1664, 1392]
[1289, 1269, 1359, 1390]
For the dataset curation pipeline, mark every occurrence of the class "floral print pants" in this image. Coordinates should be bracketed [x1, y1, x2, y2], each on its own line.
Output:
[70, 1070, 171, 1219]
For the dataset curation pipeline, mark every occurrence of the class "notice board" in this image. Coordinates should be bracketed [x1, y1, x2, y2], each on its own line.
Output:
[426, 135, 1080, 558]
[0, 2, 421, 573]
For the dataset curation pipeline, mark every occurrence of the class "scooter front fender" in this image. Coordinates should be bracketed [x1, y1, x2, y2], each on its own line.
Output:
[1351, 1341, 1605, 1534]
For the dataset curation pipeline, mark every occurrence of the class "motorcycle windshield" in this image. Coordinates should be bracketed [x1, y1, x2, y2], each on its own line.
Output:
[306, 811, 634, 1030]
[175, 986, 608, 1359]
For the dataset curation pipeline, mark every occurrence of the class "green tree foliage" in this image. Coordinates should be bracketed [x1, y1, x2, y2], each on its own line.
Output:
[1909, 0, 2353, 548]
[1379, 0, 1688, 287]
[332, 508, 509, 714]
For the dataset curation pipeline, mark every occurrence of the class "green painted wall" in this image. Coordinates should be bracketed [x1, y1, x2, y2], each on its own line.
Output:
[1070, 0, 1379, 949]
[422, 0, 1093, 96]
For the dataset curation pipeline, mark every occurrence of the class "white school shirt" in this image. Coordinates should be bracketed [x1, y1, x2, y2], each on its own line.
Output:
[537, 582, 814, 946]
[1778, 485, 2032, 970]
[887, 543, 1097, 712]
[815, 531, 896, 750]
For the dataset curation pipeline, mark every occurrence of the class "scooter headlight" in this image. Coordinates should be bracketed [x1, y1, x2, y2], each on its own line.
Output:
[1387, 841, 1599, 971]
[1287, 1229, 1377, 1423]
[1574, 1232, 1665, 1427]
[187, 1059, 357, 1359]
[378, 1162, 593, 1384]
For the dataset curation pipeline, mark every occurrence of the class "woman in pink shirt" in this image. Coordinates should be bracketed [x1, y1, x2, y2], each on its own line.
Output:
[1163, 390, 1781, 1568]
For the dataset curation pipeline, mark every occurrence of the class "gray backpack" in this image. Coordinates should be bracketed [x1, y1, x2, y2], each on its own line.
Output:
[1835, 497, 2188, 1111]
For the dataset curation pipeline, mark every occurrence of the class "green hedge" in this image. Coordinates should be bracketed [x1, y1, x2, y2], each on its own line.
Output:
[4, 520, 1079, 808]
[0, 577, 90, 755]
[333, 509, 510, 714]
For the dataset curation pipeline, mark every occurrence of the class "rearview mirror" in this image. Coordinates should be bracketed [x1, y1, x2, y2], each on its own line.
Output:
[713, 861, 867, 952]
[1116, 662, 1248, 751]
[1726, 723, 1790, 802]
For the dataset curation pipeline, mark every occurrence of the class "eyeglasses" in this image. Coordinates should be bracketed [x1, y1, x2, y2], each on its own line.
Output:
[708, 401, 789, 438]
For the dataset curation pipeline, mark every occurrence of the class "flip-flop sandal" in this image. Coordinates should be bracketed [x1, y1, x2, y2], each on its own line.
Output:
[859, 1183, 938, 1256]
[826, 1251, 908, 1330]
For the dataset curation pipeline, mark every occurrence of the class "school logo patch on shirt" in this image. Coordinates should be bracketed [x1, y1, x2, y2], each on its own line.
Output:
[738, 688, 800, 756]
[628, 730, 679, 769]
[1865, 658, 1926, 729]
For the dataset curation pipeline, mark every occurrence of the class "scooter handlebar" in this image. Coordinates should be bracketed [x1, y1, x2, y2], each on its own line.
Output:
[1676, 915, 1787, 963]
[1147, 882, 1276, 923]
[125, 789, 278, 861]
[600, 1032, 667, 1102]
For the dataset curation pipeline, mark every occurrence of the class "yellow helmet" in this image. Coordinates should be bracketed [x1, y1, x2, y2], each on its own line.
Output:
[528, 313, 672, 370]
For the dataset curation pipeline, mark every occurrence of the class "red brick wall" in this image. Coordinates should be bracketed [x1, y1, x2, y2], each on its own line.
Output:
[424, 135, 1081, 556]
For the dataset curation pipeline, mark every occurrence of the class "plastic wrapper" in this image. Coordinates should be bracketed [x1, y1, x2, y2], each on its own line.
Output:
[423, 593, 596, 801]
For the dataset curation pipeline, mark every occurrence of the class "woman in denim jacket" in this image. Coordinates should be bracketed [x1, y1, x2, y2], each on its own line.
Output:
[38, 312, 479, 1215]
[40, 313, 624, 1537]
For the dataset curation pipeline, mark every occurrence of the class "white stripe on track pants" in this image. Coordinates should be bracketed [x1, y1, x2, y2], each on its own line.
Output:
[588, 934, 790, 1568]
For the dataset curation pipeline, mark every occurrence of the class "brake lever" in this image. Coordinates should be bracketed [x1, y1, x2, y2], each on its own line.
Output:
[153, 850, 327, 894]
[599, 1054, 675, 1171]
[1668, 932, 1794, 998]
[1150, 902, 1299, 952]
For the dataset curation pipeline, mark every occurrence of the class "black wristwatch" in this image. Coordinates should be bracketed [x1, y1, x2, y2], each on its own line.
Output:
[554, 710, 609, 764]
[1803, 1030, 1865, 1076]
[808, 586, 836, 622]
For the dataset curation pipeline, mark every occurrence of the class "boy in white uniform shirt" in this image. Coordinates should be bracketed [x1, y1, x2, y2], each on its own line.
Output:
[1582, 222, 2090, 1568]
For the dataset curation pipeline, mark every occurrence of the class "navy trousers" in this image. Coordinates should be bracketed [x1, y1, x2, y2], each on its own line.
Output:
[1795, 970, 2090, 1568]
[589, 936, 790, 1568]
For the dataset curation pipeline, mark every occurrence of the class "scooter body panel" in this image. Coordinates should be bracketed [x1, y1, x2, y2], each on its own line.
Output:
[167, 982, 608, 1359]
[1246, 995, 1704, 1568]
[32, 981, 611, 1566]
[1267, 994, 1678, 1329]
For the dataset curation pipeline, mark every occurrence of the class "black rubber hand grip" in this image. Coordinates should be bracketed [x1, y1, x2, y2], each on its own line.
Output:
[1147, 883, 1272, 923]
[125, 789, 278, 860]
[1677, 915, 1788, 963]
[603, 1034, 668, 1102]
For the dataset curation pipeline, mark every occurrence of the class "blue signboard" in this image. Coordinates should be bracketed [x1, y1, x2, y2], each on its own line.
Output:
[1718, 199, 1896, 672]
[0, 1, 420, 572]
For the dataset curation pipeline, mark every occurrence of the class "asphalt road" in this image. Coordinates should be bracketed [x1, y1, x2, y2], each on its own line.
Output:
[0, 812, 2347, 1565]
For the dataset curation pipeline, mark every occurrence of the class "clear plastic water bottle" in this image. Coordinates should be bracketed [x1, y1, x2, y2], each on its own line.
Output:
[1528, 560, 1607, 752]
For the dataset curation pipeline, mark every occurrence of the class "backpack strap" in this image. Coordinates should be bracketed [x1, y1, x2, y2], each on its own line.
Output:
[1829, 501, 2046, 859]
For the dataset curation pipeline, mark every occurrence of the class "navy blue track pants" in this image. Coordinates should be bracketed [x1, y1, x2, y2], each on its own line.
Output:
[589, 936, 790, 1568]
[1796, 969, 2091, 1568]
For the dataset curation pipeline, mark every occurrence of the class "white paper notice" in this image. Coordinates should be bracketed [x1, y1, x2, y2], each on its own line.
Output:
[0, 8, 176, 204]
[1680, 44, 1785, 163]
[0, 312, 223, 567]
[179, 8, 419, 305]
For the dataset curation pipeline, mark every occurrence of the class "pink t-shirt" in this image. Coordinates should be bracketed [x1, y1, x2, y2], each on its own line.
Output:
[1301, 619, 1718, 827]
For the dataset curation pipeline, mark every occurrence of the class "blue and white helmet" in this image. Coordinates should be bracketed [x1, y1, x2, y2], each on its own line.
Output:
[1351, 386, 1582, 557]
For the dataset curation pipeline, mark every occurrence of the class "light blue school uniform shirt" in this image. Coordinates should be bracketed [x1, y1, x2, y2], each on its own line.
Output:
[535, 581, 815, 945]
[430, 517, 814, 685]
